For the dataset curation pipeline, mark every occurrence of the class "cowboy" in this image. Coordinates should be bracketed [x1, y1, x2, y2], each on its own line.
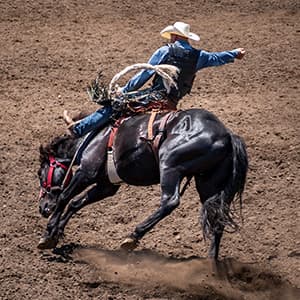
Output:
[64, 21, 245, 136]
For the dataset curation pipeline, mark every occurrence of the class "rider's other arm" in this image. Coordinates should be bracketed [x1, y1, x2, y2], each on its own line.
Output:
[121, 46, 169, 93]
[196, 48, 245, 70]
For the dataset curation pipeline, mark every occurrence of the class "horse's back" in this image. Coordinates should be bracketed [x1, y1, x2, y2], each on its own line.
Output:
[167, 108, 229, 136]
[113, 109, 232, 183]
[159, 109, 232, 173]
[162, 108, 231, 154]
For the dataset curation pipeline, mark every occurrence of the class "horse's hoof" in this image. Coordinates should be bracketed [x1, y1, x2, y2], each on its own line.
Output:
[37, 235, 59, 250]
[120, 237, 139, 251]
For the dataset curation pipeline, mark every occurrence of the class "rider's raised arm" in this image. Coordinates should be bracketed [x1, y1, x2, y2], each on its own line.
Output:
[121, 45, 169, 93]
[196, 48, 244, 70]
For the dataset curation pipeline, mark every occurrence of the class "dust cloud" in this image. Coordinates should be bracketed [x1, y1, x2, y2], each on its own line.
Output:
[74, 247, 299, 300]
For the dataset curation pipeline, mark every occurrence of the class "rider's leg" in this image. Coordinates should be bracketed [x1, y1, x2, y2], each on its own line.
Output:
[66, 105, 112, 137]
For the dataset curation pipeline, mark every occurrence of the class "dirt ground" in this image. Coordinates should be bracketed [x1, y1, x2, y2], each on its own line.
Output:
[0, 0, 299, 299]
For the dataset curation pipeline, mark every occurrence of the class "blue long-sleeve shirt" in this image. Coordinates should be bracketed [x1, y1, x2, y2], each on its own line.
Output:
[122, 40, 239, 93]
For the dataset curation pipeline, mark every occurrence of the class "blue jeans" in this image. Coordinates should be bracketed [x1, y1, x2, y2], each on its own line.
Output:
[73, 105, 112, 137]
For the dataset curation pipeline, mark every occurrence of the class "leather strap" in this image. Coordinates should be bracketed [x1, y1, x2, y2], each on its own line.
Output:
[106, 118, 126, 185]
[108, 126, 118, 149]
[148, 110, 158, 140]
[152, 111, 175, 162]
[107, 118, 125, 149]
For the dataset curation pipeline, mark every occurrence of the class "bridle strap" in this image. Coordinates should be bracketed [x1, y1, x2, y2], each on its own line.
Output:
[41, 134, 89, 196]
[43, 155, 57, 189]
[41, 155, 72, 193]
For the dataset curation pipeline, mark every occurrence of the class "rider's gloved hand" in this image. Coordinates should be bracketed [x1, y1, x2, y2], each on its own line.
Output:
[115, 85, 124, 97]
[112, 98, 125, 112]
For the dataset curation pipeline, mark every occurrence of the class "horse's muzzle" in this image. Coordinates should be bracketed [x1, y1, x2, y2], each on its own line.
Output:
[39, 197, 56, 218]
[39, 204, 52, 218]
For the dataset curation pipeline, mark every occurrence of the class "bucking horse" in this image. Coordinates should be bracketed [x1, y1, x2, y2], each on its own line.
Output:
[37, 63, 248, 260]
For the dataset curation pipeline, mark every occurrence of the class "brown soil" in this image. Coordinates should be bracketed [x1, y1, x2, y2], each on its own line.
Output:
[0, 1, 299, 299]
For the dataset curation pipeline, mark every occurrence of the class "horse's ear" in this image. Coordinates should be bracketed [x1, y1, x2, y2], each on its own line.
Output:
[39, 145, 44, 154]
[39, 145, 48, 163]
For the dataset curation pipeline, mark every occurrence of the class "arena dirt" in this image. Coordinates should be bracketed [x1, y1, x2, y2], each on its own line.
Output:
[0, 1, 299, 299]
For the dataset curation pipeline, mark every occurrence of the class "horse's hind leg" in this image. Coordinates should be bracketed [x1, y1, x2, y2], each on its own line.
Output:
[121, 169, 183, 250]
[195, 156, 232, 260]
[208, 224, 224, 259]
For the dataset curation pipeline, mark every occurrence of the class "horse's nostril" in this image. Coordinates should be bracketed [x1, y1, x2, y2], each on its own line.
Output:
[39, 202, 49, 215]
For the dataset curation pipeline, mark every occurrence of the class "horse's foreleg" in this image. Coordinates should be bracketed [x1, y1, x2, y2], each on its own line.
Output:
[46, 171, 92, 232]
[58, 182, 119, 236]
[38, 171, 92, 249]
[121, 170, 182, 250]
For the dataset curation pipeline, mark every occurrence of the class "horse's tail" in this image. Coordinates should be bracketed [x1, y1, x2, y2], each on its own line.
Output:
[201, 133, 248, 238]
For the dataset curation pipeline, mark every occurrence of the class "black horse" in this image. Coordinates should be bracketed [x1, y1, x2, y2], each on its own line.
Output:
[37, 108, 248, 259]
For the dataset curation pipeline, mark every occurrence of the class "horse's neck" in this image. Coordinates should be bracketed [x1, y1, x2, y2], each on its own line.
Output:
[71, 137, 85, 161]
[56, 136, 84, 162]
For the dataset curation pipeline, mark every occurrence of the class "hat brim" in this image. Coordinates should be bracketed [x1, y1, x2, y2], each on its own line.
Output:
[160, 25, 200, 41]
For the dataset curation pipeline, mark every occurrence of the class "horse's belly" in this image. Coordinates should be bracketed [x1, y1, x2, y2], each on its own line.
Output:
[115, 144, 160, 186]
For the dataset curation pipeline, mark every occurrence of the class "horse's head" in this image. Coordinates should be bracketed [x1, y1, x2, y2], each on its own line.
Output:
[38, 145, 73, 218]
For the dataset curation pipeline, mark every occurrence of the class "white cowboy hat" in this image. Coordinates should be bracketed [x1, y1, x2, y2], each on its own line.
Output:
[160, 22, 200, 41]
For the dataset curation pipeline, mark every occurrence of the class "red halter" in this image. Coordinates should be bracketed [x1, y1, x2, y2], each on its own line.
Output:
[39, 155, 73, 200]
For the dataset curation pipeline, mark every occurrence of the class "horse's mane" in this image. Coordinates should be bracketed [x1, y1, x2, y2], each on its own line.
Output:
[39, 111, 91, 163]
[40, 134, 75, 163]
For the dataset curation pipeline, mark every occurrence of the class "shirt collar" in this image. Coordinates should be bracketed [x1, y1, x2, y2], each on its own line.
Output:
[174, 40, 192, 49]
